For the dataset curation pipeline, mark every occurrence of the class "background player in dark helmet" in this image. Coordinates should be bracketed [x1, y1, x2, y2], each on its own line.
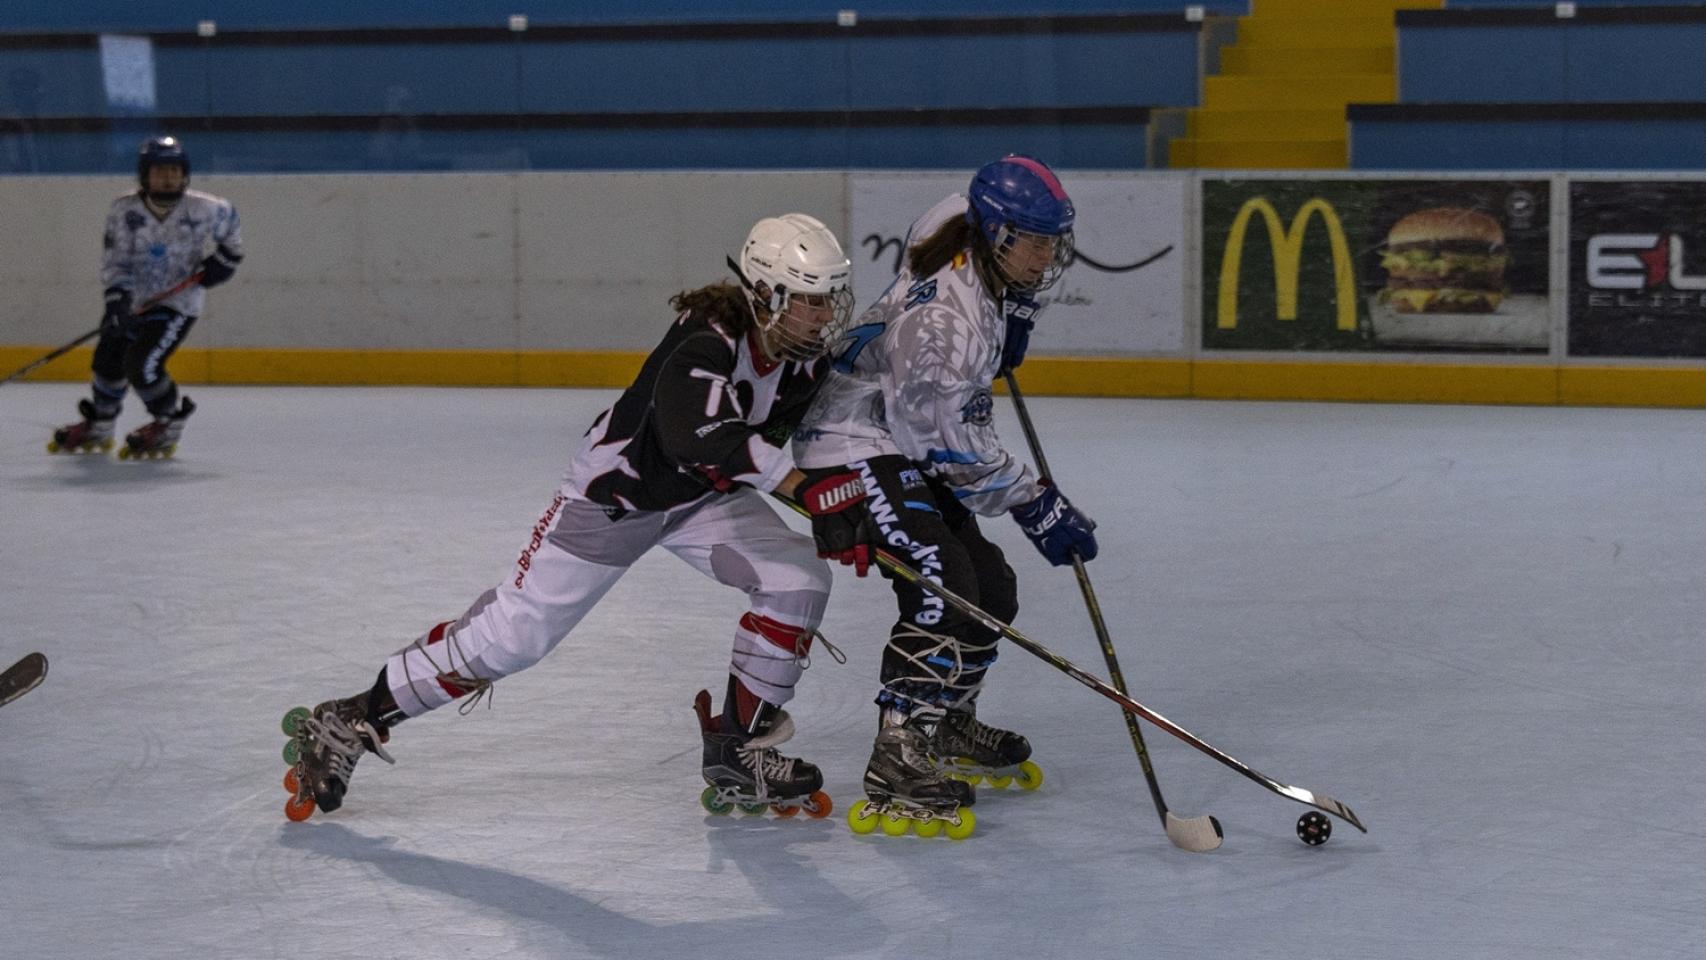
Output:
[49, 135, 243, 459]
[793, 155, 1098, 836]
[281, 213, 882, 823]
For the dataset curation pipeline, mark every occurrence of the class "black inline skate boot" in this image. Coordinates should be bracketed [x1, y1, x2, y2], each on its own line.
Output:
[694, 679, 830, 818]
[932, 699, 1043, 791]
[281, 692, 395, 821]
[47, 399, 116, 454]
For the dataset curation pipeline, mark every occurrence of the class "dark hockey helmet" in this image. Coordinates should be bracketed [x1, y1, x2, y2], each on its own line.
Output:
[137, 135, 190, 195]
[965, 154, 1075, 293]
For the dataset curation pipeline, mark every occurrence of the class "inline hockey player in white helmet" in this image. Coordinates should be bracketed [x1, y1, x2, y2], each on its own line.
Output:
[280, 213, 880, 824]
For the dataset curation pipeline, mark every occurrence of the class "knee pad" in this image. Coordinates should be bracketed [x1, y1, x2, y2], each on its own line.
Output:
[729, 613, 815, 706]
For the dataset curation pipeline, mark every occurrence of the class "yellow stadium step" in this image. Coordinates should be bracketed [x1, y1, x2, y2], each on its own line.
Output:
[1235, 18, 1395, 46]
[1169, 138, 1346, 170]
[1252, 0, 1440, 16]
[1219, 45, 1394, 76]
[1202, 73, 1394, 110]
[1188, 108, 1346, 141]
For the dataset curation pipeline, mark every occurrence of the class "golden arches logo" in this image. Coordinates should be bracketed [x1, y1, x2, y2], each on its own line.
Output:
[1216, 197, 1357, 331]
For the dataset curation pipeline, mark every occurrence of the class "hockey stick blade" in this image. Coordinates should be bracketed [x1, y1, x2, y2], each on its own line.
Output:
[0, 652, 47, 706]
[1166, 811, 1224, 851]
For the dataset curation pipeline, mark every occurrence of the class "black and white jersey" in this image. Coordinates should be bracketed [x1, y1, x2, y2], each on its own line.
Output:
[565, 308, 827, 513]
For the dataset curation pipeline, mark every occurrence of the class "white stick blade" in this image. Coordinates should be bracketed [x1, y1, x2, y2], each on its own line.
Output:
[1164, 812, 1224, 852]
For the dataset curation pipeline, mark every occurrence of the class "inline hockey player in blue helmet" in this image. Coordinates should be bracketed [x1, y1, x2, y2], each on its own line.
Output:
[792, 155, 1096, 839]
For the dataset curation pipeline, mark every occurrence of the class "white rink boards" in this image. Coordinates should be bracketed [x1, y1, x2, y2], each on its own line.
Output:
[2, 384, 1703, 960]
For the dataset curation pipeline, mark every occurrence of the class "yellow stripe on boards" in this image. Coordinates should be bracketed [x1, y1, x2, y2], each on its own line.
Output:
[5, 345, 1706, 408]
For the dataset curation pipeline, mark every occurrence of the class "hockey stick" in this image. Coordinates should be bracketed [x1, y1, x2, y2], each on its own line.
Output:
[1003, 371, 1223, 852]
[0, 271, 205, 386]
[775, 493, 1368, 835]
[0, 652, 47, 707]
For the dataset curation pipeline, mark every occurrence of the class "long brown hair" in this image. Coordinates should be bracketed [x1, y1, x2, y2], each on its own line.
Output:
[670, 281, 754, 336]
[907, 216, 976, 279]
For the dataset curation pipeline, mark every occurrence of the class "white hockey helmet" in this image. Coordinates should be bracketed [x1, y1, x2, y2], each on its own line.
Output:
[730, 213, 855, 363]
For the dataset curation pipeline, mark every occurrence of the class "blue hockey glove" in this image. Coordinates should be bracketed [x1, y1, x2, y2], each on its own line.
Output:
[1011, 483, 1097, 567]
[999, 294, 1039, 374]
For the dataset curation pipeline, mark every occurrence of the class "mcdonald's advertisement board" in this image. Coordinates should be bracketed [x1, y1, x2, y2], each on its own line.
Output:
[851, 173, 1187, 355]
[1203, 179, 1550, 353]
[1569, 180, 1706, 358]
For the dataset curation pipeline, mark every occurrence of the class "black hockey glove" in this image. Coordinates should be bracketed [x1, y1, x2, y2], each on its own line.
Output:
[999, 293, 1039, 374]
[100, 287, 132, 334]
[1011, 482, 1098, 567]
[199, 244, 243, 288]
[799, 471, 879, 577]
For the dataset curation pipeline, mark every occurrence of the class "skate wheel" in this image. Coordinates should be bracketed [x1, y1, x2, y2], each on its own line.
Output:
[699, 786, 733, 816]
[879, 810, 911, 837]
[46, 440, 60, 453]
[944, 808, 977, 840]
[847, 800, 880, 835]
[802, 790, 833, 819]
[772, 802, 799, 818]
[117, 447, 131, 460]
[913, 817, 944, 839]
[284, 794, 317, 822]
[737, 801, 768, 816]
[281, 706, 311, 737]
[986, 774, 1013, 789]
[283, 767, 301, 794]
[282, 738, 302, 765]
[1015, 760, 1044, 791]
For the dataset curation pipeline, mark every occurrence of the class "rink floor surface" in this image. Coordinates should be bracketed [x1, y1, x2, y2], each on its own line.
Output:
[2, 383, 1702, 960]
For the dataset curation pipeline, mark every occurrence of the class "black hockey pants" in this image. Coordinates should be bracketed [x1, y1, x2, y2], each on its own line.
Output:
[815, 454, 1018, 716]
[89, 307, 196, 417]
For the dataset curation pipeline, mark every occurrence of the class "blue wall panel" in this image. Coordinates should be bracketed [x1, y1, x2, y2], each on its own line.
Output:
[0, 122, 1144, 173]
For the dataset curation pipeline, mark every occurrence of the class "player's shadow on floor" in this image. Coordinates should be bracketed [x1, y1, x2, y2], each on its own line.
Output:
[279, 822, 873, 959]
[700, 813, 883, 944]
[22, 456, 224, 491]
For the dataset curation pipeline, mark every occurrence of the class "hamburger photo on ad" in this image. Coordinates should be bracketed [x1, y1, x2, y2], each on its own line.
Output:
[1379, 207, 1508, 314]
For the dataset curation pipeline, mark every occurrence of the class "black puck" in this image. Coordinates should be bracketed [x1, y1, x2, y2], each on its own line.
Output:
[1296, 811, 1331, 845]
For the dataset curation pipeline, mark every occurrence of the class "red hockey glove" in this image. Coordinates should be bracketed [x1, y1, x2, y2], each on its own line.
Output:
[799, 471, 879, 577]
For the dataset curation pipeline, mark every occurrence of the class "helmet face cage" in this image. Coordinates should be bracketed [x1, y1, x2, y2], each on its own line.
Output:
[988, 224, 1074, 294]
[757, 284, 855, 363]
[736, 213, 855, 363]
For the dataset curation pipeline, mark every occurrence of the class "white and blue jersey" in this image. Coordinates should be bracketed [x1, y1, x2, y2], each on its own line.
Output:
[793, 194, 1043, 516]
[101, 188, 242, 317]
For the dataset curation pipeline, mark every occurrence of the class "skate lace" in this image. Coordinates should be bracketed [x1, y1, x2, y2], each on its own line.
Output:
[400, 622, 495, 716]
[304, 712, 396, 781]
[963, 715, 1005, 752]
[738, 744, 797, 785]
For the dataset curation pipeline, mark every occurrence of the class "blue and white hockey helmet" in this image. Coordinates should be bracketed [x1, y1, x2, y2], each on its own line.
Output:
[137, 135, 190, 190]
[965, 154, 1075, 292]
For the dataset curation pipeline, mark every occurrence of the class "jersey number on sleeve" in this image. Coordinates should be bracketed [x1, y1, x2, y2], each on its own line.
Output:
[832, 322, 886, 374]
